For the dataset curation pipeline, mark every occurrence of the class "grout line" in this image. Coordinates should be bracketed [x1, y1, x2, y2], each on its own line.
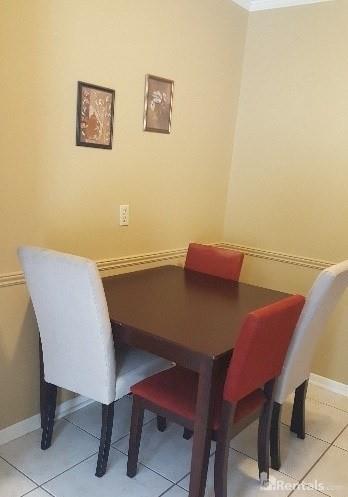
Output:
[280, 420, 341, 445]
[227, 445, 295, 482]
[306, 395, 348, 414]
[18, 492, 37, 497]
[39, 451, 99, 487]
[288, 482, 332, 497]
[30, 488, 56, 497]
[227, 444, 298, 482]
[157, 483, 177, 496]
[40, 490, 55, 497]
[64, 402, 155, 446]
[111, 445, 179, 486]
[51, 421, 99, 451]
[15, 488, 41, 497]
[40, 440, 176, 492]
[62, 418, 100, 441]
[175, 449, 216, 490]
[331, 444, 348, 453]
[287, 422, 348, 497]
[284, 393, 348, 415]
[111, 416, 158, 448]
[175, 470, 191, 489]
[0, 454, 39, 488]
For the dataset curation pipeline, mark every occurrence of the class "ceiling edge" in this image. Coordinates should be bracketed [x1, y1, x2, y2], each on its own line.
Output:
[232, 0, 333, 12]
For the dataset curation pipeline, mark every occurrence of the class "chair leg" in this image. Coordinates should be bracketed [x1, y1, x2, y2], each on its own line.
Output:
[157, 415, 167, 432]
[258, 384, 275, 485]
[290, 380, 308, 439]
[127, 397, 145, 478]
[39, 337, 46, 429]
[41, 382, 57, 450]
[95, 402, 115, 477]
[270, 402, 282, 470]
[214, 402, 233, 497]
[183, 428, 193, 440]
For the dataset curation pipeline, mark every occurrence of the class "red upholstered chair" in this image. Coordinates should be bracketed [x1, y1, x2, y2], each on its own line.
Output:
[127, 295, 305, 496]
[185, 243, 244, 281]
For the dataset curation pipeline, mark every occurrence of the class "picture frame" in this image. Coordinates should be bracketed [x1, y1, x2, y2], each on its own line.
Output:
[143, 74, 174, 134]
[76, 81, 115, 149]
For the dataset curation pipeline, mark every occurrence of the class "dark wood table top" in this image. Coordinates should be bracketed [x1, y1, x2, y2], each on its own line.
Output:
[103, 265, 289, 361]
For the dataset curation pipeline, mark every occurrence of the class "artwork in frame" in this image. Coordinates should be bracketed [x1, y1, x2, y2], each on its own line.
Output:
[143, 74, 174, 134]
[76, 81, 115, 149]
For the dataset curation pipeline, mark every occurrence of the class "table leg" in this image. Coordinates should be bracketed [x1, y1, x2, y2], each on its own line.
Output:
[189, 358, 217, 497]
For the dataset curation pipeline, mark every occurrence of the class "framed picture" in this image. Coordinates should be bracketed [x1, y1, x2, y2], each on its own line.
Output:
[76, 81, 115, 149]
[143, 74, 174, 134]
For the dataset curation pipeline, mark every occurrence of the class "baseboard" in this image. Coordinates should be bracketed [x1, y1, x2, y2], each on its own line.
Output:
[0, 395, 93, 446]
[309, 373, 348, 397]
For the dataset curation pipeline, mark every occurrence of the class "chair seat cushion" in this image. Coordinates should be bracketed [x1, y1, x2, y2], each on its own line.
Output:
[131, 366, 266, 429]
[115, 344, 173, 400]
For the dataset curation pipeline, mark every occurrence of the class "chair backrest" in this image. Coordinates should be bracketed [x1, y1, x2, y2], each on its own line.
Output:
[185, 243, 244, 281]
[223, 295, 305, 403]
[18, 246, 116, 405]
[274, 261, 348, 403]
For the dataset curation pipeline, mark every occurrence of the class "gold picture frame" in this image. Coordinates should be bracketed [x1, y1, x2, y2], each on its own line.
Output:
[76, 81, 115, 149]
[143, 74, 174, 134]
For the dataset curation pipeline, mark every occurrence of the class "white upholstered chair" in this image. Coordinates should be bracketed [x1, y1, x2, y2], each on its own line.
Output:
[18, 246, 172, 477]
[270, 260, 348, 469]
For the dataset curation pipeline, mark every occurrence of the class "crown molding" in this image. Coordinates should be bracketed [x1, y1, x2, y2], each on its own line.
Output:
[233, 0, 333, 12]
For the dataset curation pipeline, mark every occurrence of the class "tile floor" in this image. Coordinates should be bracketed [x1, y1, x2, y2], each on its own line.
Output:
[0, 387, 347, 497]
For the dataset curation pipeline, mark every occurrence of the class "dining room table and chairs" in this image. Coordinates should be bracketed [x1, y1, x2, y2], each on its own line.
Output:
[102, 261, 302, 497]
[18, 242, 346, 497]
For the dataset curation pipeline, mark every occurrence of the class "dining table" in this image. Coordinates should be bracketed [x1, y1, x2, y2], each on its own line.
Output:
[102, 264, 289, 497]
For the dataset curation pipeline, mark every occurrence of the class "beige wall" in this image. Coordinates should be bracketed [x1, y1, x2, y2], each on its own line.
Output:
[0, 0, 248, 429]
[224, 0, 348, 384]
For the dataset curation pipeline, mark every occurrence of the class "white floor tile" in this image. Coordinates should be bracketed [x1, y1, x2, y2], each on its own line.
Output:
[25, 489, 53, 497]
[281, 397, 348, 443]
[230, 421, 329, 480]
[43, 447, 172, 497]
[0, 457, 36, 497]
[178, 450, 297, 497]
[0, 420, 99, 485]
[65, 396, 154, 443]
[304, 446, 348, 497]
[114, 419, 198, 483]
[333, 426, 348, 452]
[307, 384, 348, 413]
[162, 485, 188, 496]
[229, 420, 259, 458]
